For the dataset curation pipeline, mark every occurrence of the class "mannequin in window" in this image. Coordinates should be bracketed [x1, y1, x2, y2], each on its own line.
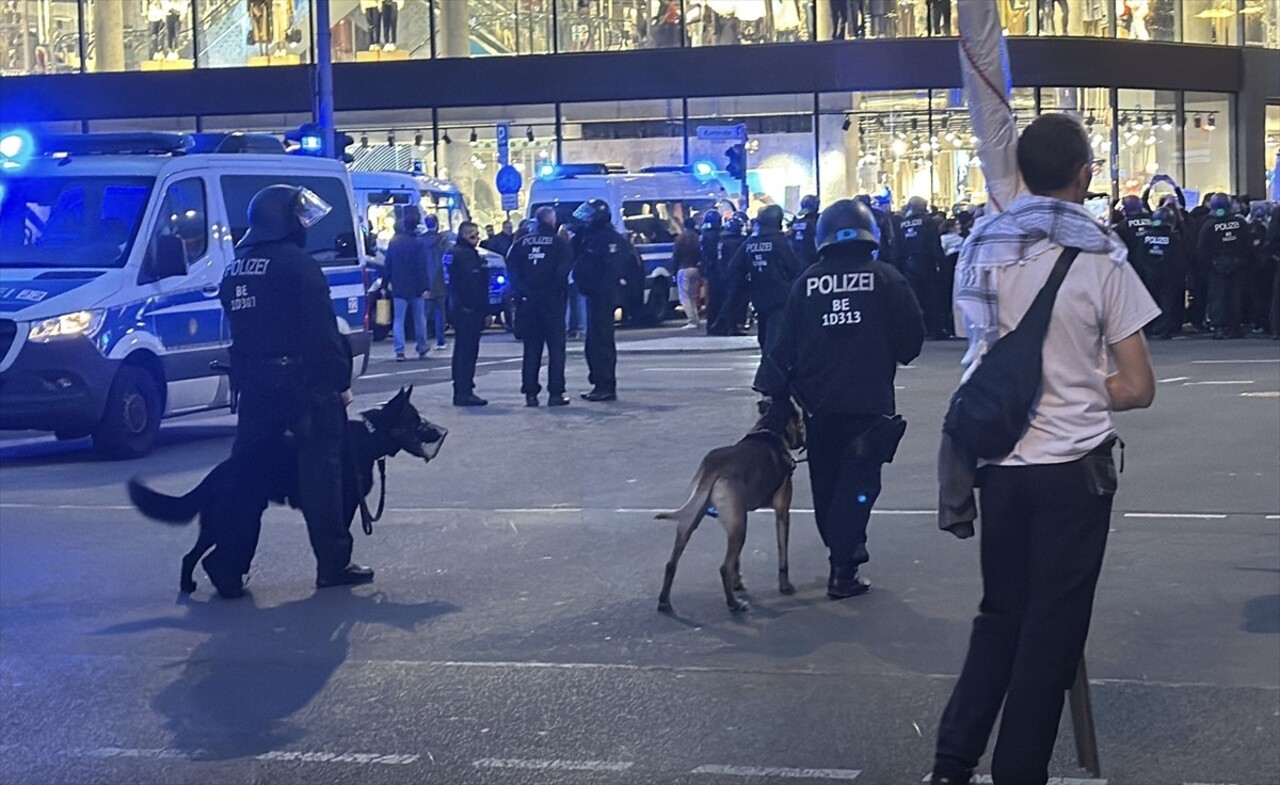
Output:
[867, 0, 890, 38]
[1080, 0, 1106, 36]
[361, 0, 382, 50]
[926, 0, 951, 35]
[830, 0, 849, 39]
[1147, 0, 1175, 40]
[148, 0, 167, 60]
[247, 0, 271, 53]
[163, 0, 186, 59]
[381, 0, 403, 50]
[1037, 0, 1068, 34]
[1126, 0, 1150, 40]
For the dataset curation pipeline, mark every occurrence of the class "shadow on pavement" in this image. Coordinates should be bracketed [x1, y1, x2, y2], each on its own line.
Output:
[93, 590, 459, 760]
[1242, 594, 1280, 634]
[0, 425, 236, 468]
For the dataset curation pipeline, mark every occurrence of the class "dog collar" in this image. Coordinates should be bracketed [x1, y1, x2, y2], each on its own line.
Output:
[361, 417, 377, 435]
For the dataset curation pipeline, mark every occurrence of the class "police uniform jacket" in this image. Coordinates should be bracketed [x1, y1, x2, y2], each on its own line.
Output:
[1198, 212, 1249, 271]
[1114, 213, 1151, 266]
[573, 224, 636, 307]
[754, 254, 924, 417]
[221, 239, 351, 395]
[699, 228, 722, 274]
[727, 229, 803, 316]
[448, 242, 489, 313]
[896, 210, 944, 276]
[719, 233, 746, 278]
[1140, 224, 1187, 275]
[507, 226, 574, 303]
[788, 211, 820, 268]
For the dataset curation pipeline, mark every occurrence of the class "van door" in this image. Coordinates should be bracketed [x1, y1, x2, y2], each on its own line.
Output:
[135, 172, 228, 414]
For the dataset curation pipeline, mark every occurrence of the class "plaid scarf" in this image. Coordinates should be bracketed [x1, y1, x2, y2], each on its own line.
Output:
[955, 194, 1127, 366]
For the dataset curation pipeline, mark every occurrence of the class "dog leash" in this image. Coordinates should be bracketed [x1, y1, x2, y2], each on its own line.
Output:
[356, 457, 387, 536]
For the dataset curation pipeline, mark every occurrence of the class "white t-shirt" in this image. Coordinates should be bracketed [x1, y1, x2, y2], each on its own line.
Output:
[989, 242, 1160, 466]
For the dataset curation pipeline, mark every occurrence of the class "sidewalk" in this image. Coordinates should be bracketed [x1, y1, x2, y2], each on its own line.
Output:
[368, 325, 760, 362]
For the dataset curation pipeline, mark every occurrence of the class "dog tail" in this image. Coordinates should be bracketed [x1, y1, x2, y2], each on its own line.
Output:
[655, 470, 714, 526]
[127, 476, 210, 525]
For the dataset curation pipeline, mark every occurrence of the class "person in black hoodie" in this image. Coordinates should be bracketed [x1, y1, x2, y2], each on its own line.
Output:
[572, 199, 636, 401]
[724, 205, 803, 349]
[448, 222, 490, 406]
[216, 185, 368, 598]
[1140, 205, 1188, 338]
[710, 211, 750, 335]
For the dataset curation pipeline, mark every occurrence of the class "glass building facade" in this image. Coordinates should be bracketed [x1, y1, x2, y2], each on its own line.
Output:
[1, 0, 1276, 75]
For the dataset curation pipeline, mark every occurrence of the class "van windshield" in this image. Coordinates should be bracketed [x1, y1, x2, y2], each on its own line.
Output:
[621, 199, 716, 244]
[421, 189, 467, 235]
[0, 175, 154, 269]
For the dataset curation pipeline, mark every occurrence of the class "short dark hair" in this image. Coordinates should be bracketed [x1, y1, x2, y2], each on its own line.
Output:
[459, 221, 478, 234]
[1017, 113, 1091, 195]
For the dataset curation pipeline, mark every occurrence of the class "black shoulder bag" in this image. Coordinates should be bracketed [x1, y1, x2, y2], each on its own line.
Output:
[942, 246, 1081, 461]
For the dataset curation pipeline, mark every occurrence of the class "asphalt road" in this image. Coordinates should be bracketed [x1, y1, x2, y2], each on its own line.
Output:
[1, 329, 1277, 785]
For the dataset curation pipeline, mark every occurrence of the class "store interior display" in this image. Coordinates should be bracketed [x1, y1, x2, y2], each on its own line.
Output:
[246, 0, 303, 59]
[361, 0, 402, 51]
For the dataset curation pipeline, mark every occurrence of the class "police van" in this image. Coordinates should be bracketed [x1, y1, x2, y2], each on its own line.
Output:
[350, 170, 509, 337]
[527, 165, 735, 324]
[0, 131, 372, 458]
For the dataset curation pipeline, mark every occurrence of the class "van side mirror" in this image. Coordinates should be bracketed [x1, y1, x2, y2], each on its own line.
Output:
[142, 236, 188, 282]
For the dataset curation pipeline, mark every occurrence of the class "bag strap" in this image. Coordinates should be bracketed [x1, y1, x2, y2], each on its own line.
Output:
[1011, 246, 1081, 339]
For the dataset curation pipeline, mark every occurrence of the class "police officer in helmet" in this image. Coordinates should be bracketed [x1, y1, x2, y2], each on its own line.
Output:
[1114, 194, 1151, 273]
[212, 184, 371, 598]
[755, 199, 924, 599]
[1198, 192, 1249, 339]
[1141, 205, 1189, 338]
[897, 196, 947, 339]
[700, 209, 727, 334]
[710, 211, 751, 335]
[507, 205, 574, 406]
[789, 194, 821, 269]
[725, 204, 803, 348]
[572, 198, 636, 401]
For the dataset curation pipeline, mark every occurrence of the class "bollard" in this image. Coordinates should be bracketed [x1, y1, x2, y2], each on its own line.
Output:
[1068, 656, 1102, 777]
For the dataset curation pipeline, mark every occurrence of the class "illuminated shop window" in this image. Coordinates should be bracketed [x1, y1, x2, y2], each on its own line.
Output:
[0, 0, 79, 75]
[197, 0, 312, 68]
[433, 0, 554, 57]
[81, 0, 194, 72]
[330, 0, 431, 62]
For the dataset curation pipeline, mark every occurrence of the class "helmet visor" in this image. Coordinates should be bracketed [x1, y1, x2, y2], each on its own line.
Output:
[570, 202, 594, 223]
[295, 188, 333, 229]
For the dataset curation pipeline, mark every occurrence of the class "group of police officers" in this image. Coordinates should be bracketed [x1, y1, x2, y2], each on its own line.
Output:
[208, 178, 1278, 600]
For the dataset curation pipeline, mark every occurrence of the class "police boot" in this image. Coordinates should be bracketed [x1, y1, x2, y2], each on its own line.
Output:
[548, 394, 571, 407]
[525, 394, 540, 407]
[581, 389, 617, 402]
[827, 563, 870, 600]
[316, 563, 375, 588]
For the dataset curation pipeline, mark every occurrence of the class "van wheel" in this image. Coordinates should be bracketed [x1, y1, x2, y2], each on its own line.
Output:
[638, 277, 671, 326]
[93, 366, 162, 459]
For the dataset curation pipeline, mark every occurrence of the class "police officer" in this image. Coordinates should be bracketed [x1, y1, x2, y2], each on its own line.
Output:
[213, 185, 371, 599]
[897, 196, 947, 339]
[572, 199, 635, 401]
[1198, 193, 1249, 339]
[1114, 195, 1151, 274]
[508, 206, 574, 406]
[1138, 206, 1187, 339]
[710, 211, 751, 335]
[855, 193, 898, 267]
[447, 221, 489, 406]
[789, 194, 821, 269]
[755, 199, 924, 598]
[700, 209, 726, 334]
[725, 205, 803, 349]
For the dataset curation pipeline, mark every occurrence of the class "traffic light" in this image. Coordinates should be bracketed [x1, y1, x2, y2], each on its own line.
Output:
[725, 143, 746, 180]
[285, 124, 355, 163]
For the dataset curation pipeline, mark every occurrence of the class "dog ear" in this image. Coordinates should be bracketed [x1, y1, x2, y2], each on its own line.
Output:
[404, 385, 414, 399]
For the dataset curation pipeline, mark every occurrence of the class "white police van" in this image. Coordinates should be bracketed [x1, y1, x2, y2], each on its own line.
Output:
[350, 170, 509, 336]
[527, 165, 735, 324]
[0, 131, 372, 458]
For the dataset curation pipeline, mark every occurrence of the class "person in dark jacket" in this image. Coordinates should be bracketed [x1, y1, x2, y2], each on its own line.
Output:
[755, 198, 924, 599]
[1184, 194, 1215, 329]
[421, 214, 449, 352]
[898, 196, 947, 338]
[674, 216, 703, 329]
[385, 207, 430, 361]
[724, 205, 803, 349]
[485, 220, 515, 258]
[572, 199, 635, 401]
[700, 210, 725, 333]
[214, 184, 369, 598]
[1140, 206, 1189, 338]
[448, 222, 489, 406]
[1113, 195, 1151, 277]
[789, 194, 820, 269]
[1198, 193, 1249, 339]
[508, 206, 575, 406]
[856, 193, 899, 267]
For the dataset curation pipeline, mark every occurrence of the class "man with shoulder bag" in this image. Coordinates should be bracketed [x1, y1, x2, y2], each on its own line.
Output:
[932, 114, 1158, 785]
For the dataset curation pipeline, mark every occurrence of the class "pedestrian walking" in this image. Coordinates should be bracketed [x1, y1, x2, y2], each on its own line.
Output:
[932, 113, 1158, 785]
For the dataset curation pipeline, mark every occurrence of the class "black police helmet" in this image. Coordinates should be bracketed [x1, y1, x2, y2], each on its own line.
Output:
[572, 198, 611, 227]
[1208, 193, 1232, 214]
[701, 209, 723, 231]
[1121, 195, 1146, 217]
[800, 194, 820, 214]
[1152, 206, 1177, 227]
[725, 212, 747, 235]
[816, 199, 880, 253]
[240, 185, 332, 247]
[757, 204, 785, 231]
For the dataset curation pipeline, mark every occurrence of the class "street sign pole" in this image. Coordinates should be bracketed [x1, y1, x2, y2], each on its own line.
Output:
[313, 0, 335, 159]
[740, 139, 750, 211]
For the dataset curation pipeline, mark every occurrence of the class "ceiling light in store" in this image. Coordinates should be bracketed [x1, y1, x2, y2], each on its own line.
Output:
[1193, 114, 1203, 129]
[360, 133, 369, 149]
[469, 128, 478, 145]
[1085, 113, 1096, 127]
[745, 139, 760, 153]
[842, 115, 852, 132]
[386, 131, 396, 147]
[1160, 115, 1173, 131]
[1150, 113, 1160, 129]
[442, 130, 452, 145]
[892, 139, 907, 156]
[1132, 114, 1144, 131]
[941, 114, 950, 130]
[538, 149, 550, 159]
[968, 134, 978, 145]
[910, 118, 919, 131]
[526, 126, 535, 142]
[414, 132, 425, 149]
[1206, 113, 1217, 130]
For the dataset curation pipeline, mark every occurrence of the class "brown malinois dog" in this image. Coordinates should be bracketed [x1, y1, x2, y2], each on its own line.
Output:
[656, 400, 805, 614]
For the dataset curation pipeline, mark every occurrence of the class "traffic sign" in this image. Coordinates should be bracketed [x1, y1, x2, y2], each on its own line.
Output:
[496, 123, 510, 166]
[501, 192, 519, 211]
[696, 124, 747, 142]
[495, 164, 523, 195]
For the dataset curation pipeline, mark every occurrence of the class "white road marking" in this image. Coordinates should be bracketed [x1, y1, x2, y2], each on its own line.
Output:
[0, 503, 135, 510]
[1159, 376, 1190, 383]
[1183, 380, 1254, 386]
[641, 367, 740, 372]
[82, 748, 418, 765]
[1241, 391, 1280, 398]
[1190, 359, 1279, 364]
[474, 758, 632, 772]
[1124, 513, 1228, 520]
[924, 777, 1105, 785]
[695, 764, 861, 780]
[362, 358, 519, 380]
[85, 747, 191, 760]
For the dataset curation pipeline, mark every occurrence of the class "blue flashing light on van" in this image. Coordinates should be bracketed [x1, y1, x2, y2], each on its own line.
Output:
[0, 129, 35, 170]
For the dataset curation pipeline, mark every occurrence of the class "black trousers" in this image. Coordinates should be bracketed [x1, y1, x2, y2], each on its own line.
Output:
[1151, 264, 1187, 336]
[935, 455, 1114, 784]
[204, 388, 352, 587]
[830, 0, 849, 38]
[451, 308, 485, 398]
[1208, 264, 1245, 333]
[927, 0, 950, 34]
[805, 414, 883, 568]
[1186, 259, 1209, 327]
[585, 296, 617, 393]
[520, 296, 568, 396]
[705, 272, 726, 333]
[381, 0, 398, 43]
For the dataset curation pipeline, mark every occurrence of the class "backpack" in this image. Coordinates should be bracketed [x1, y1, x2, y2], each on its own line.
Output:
[943, 247, 1080, 461]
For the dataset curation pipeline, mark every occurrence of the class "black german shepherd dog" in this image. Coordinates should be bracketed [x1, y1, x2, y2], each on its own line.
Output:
[128, 387, 446, 594]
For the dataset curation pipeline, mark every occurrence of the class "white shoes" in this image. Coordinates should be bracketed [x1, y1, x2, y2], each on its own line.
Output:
[680, 322, 700, 330]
